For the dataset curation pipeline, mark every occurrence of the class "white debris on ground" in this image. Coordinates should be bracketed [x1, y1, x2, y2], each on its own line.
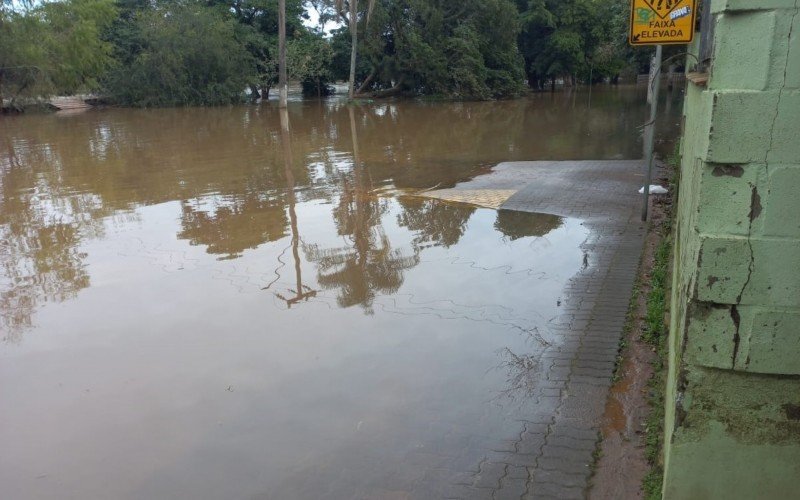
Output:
[638, 184, 669, 194]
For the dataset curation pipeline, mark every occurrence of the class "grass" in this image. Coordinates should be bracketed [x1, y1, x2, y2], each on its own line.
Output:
[643, 238, 670, 345]
[642, 234, 671, 500]
[641, 145, 679, 500]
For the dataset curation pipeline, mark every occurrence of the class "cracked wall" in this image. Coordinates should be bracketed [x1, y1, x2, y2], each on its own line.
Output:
[663, 0, 800, 498]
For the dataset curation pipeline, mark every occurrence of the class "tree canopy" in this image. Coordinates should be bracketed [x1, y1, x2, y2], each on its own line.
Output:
[1, 0, 117, 106]
[1, 0, 657, 107]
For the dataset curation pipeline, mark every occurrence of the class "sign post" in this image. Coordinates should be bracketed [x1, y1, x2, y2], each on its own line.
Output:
[629, 0, 696, 221]
[642, 44, 662, 222]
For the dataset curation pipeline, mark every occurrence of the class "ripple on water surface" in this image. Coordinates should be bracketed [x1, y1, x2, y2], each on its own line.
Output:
[0, 96, 676, 499]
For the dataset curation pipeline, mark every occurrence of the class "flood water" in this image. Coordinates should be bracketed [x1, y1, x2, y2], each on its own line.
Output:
[0, 86, 682, 499]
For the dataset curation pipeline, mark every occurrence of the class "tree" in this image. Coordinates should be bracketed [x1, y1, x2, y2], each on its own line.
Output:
[0, 0, 116, 106]
[328, 0, 524, 100]
[286, 35, 334, 97]
[517, 0, 647, 90]
[329, 0, 375, 99]
[102, 3, 256, 106]
[207, 0, 330, 99]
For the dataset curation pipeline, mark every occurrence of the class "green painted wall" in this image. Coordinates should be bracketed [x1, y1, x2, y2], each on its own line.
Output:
[663, 0, 800, 497]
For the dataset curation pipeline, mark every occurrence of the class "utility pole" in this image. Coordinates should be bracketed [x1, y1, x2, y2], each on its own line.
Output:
[348, 0, 357, 100]
[278, 0, 288, 108]
[641, 44, 662, 221]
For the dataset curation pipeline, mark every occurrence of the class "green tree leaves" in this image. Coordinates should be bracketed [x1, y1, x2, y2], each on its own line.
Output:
[328, 0, 525, 99]
[3, 0, 646, 107]
[102, 4, 255, 106]
[1, 0, 117, 105]
[517, 0, 634, 89]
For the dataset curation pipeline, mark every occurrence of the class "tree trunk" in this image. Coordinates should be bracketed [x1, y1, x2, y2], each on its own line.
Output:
[348, 0, 358, 100]
[356, 69, 375, 95]
[278, 0, 288, 108]
[249, 84, 260, 100]
[362, 77, 404, 98]
[550, 78, 555, 92]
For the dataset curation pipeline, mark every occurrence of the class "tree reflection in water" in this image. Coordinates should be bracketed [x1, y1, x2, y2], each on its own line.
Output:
[271, 108, 317, 308]
[0, 96, 625, 337]
[489, 209, 565, 405]
[304, 107, 419, 313]
[0, 138, 100, 340]
[177, 195, 287, 260]
[494, 209, 562, 240]
[397, 197, 475, 250]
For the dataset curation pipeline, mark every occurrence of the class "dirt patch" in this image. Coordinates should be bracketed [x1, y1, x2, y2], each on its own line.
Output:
[589, 161, 674, 500]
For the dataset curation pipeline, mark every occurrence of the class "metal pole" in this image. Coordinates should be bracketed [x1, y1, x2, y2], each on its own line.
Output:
[641, 44, 662, 222]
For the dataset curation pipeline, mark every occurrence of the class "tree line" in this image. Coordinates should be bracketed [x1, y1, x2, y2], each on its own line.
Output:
[1, 0, 653, 108]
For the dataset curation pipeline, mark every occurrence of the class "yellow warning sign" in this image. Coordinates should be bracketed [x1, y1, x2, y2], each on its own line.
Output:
[629, 0, 697, 45]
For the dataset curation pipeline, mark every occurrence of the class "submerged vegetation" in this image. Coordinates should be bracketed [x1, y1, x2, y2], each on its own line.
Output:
[2, 0, 657, 107]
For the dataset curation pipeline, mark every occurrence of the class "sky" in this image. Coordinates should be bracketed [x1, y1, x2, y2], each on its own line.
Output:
[303, 4, 342, 36]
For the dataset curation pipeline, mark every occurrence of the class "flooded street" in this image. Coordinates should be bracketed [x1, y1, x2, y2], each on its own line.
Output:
[0, 87, 682, 499]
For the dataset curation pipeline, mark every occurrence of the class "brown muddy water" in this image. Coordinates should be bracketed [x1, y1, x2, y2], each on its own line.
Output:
[0, 86, 682, 499]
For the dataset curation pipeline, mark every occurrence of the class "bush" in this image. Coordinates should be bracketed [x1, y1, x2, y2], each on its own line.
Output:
[103, 4, 255, 107]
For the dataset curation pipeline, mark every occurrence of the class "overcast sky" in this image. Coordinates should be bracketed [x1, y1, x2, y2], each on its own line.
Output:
[303, 4, 342, 36]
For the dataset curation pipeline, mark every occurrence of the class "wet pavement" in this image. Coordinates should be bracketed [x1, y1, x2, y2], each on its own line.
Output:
[419, 161, 647, 498]
[0, 88, 677, 499]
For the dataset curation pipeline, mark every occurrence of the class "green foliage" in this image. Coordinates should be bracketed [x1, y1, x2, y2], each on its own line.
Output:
[101, 0, 333, 104]
[212, 0, 311, 96]
[517, 0, 642, 89]
[642, 235, 671, 500]
[644, 237, 670, 345]
[327, 0, 524, 99]
[641, 151, 680, 500]
[287, 33, 334, 96]
[4, 0, 652, 107]
[0, 0, 117, 104]
[102, 3, 255, 106]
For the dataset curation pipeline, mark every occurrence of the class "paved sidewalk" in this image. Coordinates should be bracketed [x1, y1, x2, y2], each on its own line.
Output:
[421, 161, 648, 499]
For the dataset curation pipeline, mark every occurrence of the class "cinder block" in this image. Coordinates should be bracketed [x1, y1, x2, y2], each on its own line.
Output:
[744, 310, 800, 374]
[696, 162, 763, 236]
[762, 165, 800, 237]
[744, 239, 800, 307]
[766, 91, 800, 164]
[680, 84, 712, 162]
[711, 11, 776, 91]
[711, 0, 797, 14]
[695, 236, 751, 304]
[785, 14, 800, 89]
[695, 235, 800, 307]
[685, 303, 738, 369]
[706, 90, 779, 163]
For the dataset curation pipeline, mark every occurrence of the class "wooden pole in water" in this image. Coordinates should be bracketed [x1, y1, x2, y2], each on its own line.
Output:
[641, 44, 662, 222]
[348, 0, 357, 100]
[278, 0, 288, 108]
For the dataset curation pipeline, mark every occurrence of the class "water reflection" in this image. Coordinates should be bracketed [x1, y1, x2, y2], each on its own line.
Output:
[177, 195, 288, 259]
[0, 88, 681, 499]
[495, 209, 562, 241]
[0, 87, 683, 321]
[398, 198, 476, 249]
[304, 107, 420, 312]
[0, 87, 685, 333]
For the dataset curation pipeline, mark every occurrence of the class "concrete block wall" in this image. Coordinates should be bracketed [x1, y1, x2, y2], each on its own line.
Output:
[663, 1, 800, 497]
